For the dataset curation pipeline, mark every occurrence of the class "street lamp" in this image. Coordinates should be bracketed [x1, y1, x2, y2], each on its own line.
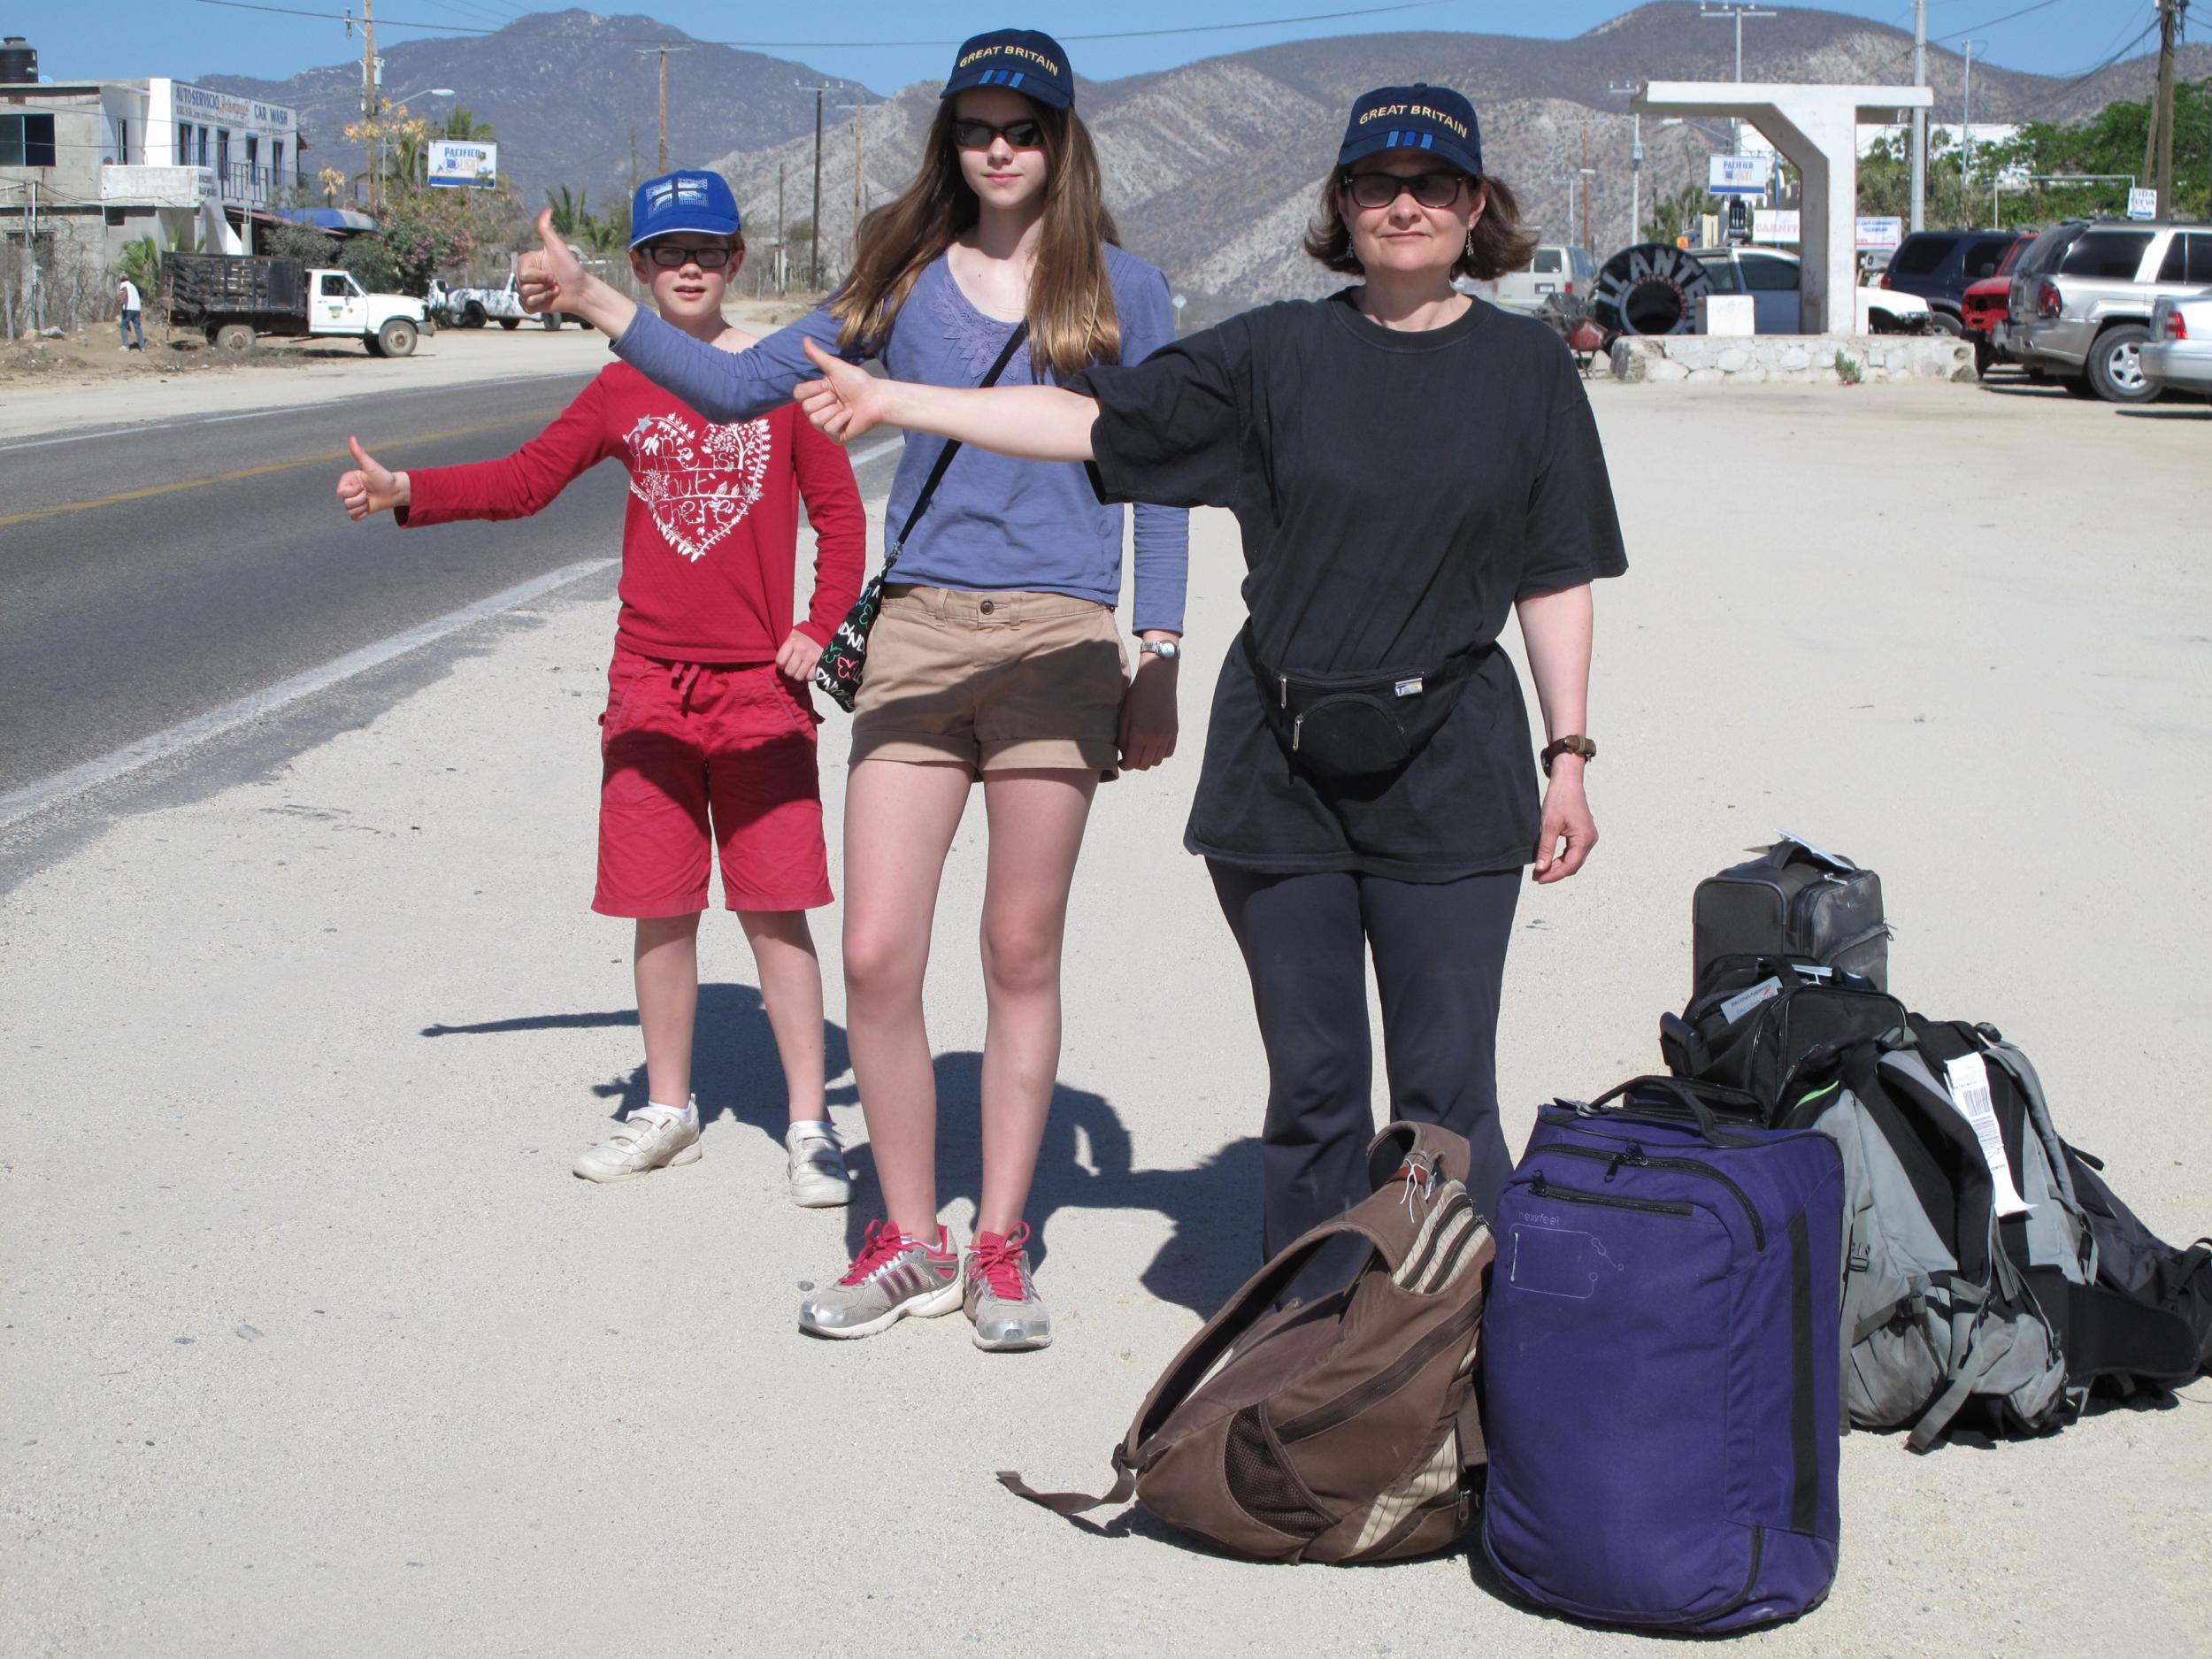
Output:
[377, 85, 455, 198]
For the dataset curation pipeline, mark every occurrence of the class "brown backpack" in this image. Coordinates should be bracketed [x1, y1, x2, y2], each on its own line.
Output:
[1000, 1121, 1494, 1563]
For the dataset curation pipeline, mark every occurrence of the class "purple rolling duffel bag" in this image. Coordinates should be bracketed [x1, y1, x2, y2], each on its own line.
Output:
[1482, 1077, 1845, 1633]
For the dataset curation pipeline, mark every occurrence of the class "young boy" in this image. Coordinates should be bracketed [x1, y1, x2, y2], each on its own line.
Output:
[335, 171, 865, 1202]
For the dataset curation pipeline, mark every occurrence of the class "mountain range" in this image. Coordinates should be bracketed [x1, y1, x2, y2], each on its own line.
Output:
[202, 4, 2207, 304]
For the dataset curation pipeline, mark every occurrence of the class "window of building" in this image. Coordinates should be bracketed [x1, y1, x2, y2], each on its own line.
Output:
[178, 124, 192, 164]
[196, 127, 209, 166]
[0, 112, 58, 167]
[216, 128, 230, 182]
[273, 140, 284, 182]
[115, 117, 129, 165]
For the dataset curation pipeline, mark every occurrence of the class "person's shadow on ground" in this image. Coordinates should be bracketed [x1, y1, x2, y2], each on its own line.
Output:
[421, 984, 1261, 1317]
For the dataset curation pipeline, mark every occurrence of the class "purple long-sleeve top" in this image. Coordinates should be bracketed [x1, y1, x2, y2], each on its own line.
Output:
[611, 245, 1190, 635]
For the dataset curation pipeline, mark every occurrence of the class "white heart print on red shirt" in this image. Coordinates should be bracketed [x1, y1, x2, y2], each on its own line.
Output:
[625, 411, 772, 562]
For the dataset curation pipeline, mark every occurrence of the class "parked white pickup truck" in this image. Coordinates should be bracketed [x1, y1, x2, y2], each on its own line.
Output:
[165, 254, 430, 357]
[429, 274, 577, 331]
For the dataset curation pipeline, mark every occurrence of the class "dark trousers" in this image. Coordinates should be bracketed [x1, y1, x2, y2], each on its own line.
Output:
[1209, 862, 1520, 1294]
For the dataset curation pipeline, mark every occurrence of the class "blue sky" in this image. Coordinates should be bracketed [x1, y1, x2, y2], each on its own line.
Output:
[29, 0, 2163, 92]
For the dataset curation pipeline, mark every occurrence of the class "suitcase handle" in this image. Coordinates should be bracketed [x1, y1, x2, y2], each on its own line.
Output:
[1578, 1074, 1766, 1141]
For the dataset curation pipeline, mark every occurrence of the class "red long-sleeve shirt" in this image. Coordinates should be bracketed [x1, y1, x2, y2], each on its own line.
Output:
[400, 361, 866, 663]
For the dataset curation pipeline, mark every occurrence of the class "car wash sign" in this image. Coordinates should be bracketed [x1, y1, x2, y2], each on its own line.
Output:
[427, 140, 498, 188]
[1709, 154, 1773, 196]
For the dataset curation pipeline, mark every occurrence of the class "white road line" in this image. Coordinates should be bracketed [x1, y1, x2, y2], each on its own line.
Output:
[0, 373, 587, 455]
[0, 558, 617, 833]
[849, 436, 902, 468]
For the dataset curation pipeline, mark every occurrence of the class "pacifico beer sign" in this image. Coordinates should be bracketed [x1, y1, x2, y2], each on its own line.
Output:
[427, 141, 498, 188]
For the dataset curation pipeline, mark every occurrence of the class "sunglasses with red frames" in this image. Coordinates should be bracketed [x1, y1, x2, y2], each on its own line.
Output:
[952, 118, 1047, 150]
[1340, 171, 1470, 210]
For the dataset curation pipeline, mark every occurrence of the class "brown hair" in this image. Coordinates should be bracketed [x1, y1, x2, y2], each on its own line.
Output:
[830, 100, 1122, 381]
[1302, 169, 1539, 283]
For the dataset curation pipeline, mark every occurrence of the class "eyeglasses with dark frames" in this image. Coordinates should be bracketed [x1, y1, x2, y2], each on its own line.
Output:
[642, 242, 736, 269]
[952, 118, 1047, 151]
[1340, 171, 1470, 211]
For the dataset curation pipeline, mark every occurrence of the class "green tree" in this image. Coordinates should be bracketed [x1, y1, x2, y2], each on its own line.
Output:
[262, 223, 341, 263]
[546, 185, 590, 239]
[109, 234, 161, 295]
[442, 106, 495, 142]
[371, 188, 480, 294]
[1644, 184, 1722, 245]
[339, 234, 402, 292]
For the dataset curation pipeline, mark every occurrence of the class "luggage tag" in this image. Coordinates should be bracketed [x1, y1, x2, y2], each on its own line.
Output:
[1717, 977, 1784, 1025]
[1772, 830, 1859, 872]
[1939, 1054, 2032, 1217]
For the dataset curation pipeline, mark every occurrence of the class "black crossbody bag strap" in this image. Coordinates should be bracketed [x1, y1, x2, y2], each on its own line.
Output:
[882, 319, 1029, 574]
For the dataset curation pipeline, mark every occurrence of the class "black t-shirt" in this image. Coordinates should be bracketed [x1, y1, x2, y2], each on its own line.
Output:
[1071, 289, 1627, 881]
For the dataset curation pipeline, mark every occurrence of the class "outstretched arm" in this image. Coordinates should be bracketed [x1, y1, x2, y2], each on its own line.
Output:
[795, 338, 1098, 461]
[518, 211, 636, 341]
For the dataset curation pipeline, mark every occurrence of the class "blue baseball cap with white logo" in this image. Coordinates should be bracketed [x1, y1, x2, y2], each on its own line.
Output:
[941, 27, 1074, 111]
[1337, 84, 1484, 179]
[628, 170, 741, 250]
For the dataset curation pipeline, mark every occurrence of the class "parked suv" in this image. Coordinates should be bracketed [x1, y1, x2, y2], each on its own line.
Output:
[2005, 219, 2212, 402]
[1881, 229, 2032, 334]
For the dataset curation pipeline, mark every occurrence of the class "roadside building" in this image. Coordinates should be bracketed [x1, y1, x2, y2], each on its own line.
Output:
[1, 35, 316, 281]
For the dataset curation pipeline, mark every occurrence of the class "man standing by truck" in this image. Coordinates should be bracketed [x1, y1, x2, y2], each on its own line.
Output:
[118, 276, 145, 350]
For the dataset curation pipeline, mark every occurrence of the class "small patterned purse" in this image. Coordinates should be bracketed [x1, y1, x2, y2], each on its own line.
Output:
[813, 320, 1031, 713]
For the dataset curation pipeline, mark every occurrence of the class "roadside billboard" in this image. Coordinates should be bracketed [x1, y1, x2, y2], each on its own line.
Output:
[427, 141, 498, 188]
[1709, 154, 1773, 196]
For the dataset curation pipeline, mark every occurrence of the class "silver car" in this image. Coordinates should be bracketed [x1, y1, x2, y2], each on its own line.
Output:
[2141, 291, 2212, 398]
[2006, 219, 2212, 402]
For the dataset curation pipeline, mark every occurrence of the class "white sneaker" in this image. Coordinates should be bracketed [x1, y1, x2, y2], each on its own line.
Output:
[572, 1102, 702, 1182]
[785, 1120, 852, 1208]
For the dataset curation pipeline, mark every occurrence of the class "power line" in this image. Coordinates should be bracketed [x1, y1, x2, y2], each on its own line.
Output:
[191, 0, 1456, 50]
[1932, 0, 2068, 45]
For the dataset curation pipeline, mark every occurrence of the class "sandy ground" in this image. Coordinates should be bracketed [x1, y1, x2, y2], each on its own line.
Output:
[0, 297, 825, 442]
[3, 376, 2210, 1656]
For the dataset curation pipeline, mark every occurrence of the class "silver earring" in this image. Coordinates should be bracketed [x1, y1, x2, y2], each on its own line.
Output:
[1464, 229, 1476, 257]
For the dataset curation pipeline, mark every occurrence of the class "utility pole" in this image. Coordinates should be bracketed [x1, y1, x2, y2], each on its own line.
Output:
[360, 0, 377, 214]
[2150, 0, 2185, 218]
[1609, 81, 1643, 247]
[1700, 4, 1777, 154]
[628, 128, 638, 197]
[836, 102, 868, 258]
[1909, 0, 1927, 233]
[777, 161, 787, 293]
[1579, 128, 1594, 253]
[795, 81, 832, 288]
[637, 45, 690, 174]
[1960, 39, 1974, 222]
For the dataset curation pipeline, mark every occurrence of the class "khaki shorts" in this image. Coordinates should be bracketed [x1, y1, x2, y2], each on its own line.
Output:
[851, 585, 1128, 779]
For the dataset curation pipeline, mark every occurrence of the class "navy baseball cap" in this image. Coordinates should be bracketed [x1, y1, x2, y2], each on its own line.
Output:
[628, 170, 741, 250]
[1337, 85, 1484, 179]
[941, 28, 1073, 111]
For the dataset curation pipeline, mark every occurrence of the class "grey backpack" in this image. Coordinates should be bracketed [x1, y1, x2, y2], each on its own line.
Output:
[1785, 1018, 2093, 1449]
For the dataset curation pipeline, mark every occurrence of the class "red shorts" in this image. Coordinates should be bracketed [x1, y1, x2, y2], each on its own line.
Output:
[594, 647, 833, 918]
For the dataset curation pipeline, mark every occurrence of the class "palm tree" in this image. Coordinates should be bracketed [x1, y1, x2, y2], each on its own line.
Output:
[546, 185, 588, 239]
[442, 107, 495, 142]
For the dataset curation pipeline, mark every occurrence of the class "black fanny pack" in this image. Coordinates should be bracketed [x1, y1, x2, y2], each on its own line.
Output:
[1248, 631, 1492, 783]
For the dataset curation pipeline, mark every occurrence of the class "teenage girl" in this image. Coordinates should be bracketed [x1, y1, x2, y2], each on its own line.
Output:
[792, 84, 1627, 1296]
[519, 30, 1189, 1350]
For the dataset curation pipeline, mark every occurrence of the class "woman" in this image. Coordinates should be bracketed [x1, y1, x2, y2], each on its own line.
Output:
[794, 83, 1627, 1292]
[519, 30, 1189, 1350]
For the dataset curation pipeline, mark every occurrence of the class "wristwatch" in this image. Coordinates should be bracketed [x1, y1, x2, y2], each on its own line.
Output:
[1540, 734, 1596, 775]
[1139, 639, 1182, 662]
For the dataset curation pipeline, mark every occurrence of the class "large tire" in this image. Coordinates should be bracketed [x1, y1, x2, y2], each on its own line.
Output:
[212, 323, 255, 356]
[541, 312, 562, 331]
[464, 302, 487, 328]
[1590, 243, 1716, 337]
[498, 317, 520, 331]
[378, 318, 419, 358]
[2085, 322, 2156, 404]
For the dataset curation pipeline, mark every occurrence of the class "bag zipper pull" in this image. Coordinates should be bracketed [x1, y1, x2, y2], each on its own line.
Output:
[1604, 1142, 1647, 1183]
[1292, 712, 1304, 751]
[1278, 672, 1288, 709]
[1529, 1172, 1548, 1197]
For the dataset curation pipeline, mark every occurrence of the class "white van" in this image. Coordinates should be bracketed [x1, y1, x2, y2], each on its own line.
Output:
[1460, 243, 1597, 313]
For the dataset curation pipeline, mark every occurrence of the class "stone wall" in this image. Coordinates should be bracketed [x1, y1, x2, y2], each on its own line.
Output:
[1609, 334, 1978, 386]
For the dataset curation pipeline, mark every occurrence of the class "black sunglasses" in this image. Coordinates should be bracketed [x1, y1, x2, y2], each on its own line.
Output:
[952, 118, 1046, 151]
[641, 242, 736, 269]
[1340, 171, 1469, 210]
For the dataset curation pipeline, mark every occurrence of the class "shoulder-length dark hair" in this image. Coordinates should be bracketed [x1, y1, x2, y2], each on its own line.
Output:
[1302, 169, 1539, 283]
[830, 99, 1123, 380]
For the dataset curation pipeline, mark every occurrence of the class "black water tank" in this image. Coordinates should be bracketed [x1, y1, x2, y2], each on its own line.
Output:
[0, 38, 36, 84]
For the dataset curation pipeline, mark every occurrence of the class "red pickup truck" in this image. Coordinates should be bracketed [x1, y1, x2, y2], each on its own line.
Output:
[1960, 237, 2031, 376]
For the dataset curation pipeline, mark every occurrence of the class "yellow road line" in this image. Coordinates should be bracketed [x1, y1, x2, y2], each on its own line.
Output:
[0, 411, 561, 529]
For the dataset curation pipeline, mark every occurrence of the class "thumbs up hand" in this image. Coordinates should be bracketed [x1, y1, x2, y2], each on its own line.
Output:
[336, 435, 410, 519]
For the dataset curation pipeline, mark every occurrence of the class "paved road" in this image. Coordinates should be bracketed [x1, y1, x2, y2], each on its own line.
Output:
[0, 377, 901, 805]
